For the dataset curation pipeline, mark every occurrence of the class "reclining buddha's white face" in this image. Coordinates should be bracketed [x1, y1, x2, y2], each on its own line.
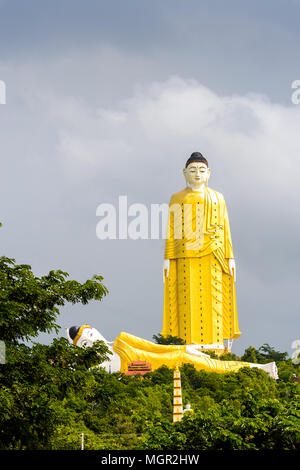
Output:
[77, 326, 108, 348]
[66, 325, 109, 347]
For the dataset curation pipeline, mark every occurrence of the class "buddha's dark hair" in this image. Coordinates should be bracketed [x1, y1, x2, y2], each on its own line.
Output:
[69, 326, 80, 340]
[185, 152, 208, 168]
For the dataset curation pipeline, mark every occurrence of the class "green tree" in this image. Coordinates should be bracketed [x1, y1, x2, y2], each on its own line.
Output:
[141, 394, 300, 450]
[0, 252, 110, 449]
[0, 256, 108, 344]
[241, 346, 261, 363]
[258, 344, 288, 362]
[0, 338, 111, 449]
[152, 333, 185, 345]
[219, 351, 240, 361]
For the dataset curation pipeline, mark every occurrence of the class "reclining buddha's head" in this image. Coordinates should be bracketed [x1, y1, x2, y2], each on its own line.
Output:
[66, 325, 109, 348]
[66, 325, 121, 373]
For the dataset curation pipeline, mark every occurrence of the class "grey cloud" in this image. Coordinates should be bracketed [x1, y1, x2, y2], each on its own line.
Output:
[0, 1, 300, 103]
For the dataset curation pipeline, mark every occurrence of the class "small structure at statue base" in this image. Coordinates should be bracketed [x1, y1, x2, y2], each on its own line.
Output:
[291, 373, 300, 383]
[125, 361, 152, 375]
[183, 402, 194, 415]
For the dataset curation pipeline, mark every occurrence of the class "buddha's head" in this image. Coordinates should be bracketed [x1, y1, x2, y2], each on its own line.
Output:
[183, 152, 210, 189]
[66, 325, 121, 373]
[66, 324, 109, 348]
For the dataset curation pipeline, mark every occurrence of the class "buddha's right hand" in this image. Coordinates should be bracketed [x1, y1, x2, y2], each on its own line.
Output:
[163, 259, 170, 283]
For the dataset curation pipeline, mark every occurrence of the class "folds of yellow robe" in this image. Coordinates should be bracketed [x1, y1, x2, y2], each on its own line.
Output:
[162, 186, 241, 348]
[113, 332, 250, 374]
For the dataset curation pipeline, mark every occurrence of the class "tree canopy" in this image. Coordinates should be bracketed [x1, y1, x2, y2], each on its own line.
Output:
[0, 256, 108, 344]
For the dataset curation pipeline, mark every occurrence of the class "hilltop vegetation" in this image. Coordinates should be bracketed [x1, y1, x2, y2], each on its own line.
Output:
[0, 338, 299, 450]
[0, 256, 299, 450]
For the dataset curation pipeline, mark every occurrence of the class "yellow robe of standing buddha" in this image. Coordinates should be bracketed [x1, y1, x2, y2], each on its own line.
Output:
[161, 186, 241, 351]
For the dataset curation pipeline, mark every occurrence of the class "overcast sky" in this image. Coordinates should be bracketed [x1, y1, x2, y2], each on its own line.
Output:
[0, 0, 300, 356]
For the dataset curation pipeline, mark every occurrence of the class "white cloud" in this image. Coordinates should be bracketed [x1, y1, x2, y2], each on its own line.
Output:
[45, 74, 300, 201]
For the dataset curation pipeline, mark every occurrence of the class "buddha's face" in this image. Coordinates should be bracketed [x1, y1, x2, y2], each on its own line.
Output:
[76, 327, 108, 348]
[183, 162, 210, 188]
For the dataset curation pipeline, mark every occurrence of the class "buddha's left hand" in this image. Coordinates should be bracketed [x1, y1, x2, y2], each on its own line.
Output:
[229, 258, 236, 282]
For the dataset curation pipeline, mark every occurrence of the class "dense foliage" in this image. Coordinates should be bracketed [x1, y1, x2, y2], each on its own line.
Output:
[0, 341, 299, 450]
[152, 333, 186, 345]
[0, 256, 299, 450]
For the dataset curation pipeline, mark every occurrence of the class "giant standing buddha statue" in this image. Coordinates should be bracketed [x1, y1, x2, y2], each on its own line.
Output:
[161, 152, 241, 355]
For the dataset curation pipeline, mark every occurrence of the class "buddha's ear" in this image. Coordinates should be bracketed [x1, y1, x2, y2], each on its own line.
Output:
[183, 167, 188, 182]
[207, 168, 211, 180]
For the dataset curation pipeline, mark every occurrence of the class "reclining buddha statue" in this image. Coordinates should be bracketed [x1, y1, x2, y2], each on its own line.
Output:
[66, 325, 278, 379]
